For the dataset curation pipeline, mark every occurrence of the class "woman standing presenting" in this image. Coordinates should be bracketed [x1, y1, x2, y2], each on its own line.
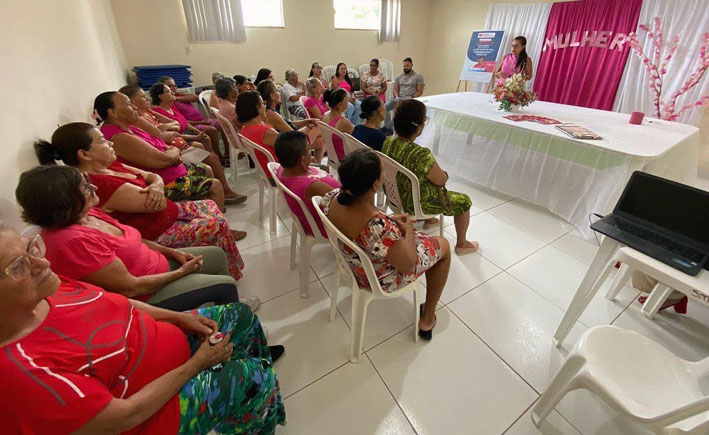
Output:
[496, 36, 534, 83]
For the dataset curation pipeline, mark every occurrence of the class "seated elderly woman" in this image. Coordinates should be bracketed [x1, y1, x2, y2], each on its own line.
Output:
[208, 71, 226, 108]
[0, 226, 285, 433]
[383, 99, 479, 255]
[149, 83, 246, 204]
[258, 80, 325, 163]
[321, 88, 355, 161]
[158, 76, 226, 163]
[303, 77, 329, 120]
[237, 90, 282, 177]
[275, 131, 340, 237]
[283, 69, 307, 119]
[15, 165, 253, 312]
[319, 149, 451, 339]
[234, 74, 256, 93]
[94, 91, 226, 209]
[330, 62, 362, 125]
[352, 95, 388, 151]
[35, 122, 248, 273]
[215, 77, 240, 127]
[119, 85, 187, 150]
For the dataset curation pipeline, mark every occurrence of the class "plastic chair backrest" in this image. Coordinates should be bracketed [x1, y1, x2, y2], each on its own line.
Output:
[299, 95, 309, 117]
[359, 64, 369, 78]
[237, 133, 273, 185]
[198, 90, 213, 117]
[210, 107, 241, 152]
[279, 87, 292, 120]
[380, 59, 395, 81]
[267, 162, 327, 241]
[316, 120, 346, 171]
[323, 66, 336, 84]
[312, 195, 389, 297]
[375, 150, 425, 217]
[343, 133, 368, 154]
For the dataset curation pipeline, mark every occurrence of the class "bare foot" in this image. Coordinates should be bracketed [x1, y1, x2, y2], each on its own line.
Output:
[224, 192, 247, 205]
[231, 230, 247, 241]
[454, 240, 479, 255]
[418, 313, 437, 331]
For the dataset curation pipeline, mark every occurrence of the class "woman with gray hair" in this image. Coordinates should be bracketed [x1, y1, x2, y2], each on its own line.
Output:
[282, 69, 307, 119]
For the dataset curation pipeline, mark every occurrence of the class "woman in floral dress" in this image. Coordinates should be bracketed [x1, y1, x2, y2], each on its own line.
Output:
[319, 149, 451, 339]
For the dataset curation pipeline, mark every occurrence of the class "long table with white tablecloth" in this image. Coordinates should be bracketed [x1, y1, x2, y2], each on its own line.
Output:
[417, 92, 699, 239]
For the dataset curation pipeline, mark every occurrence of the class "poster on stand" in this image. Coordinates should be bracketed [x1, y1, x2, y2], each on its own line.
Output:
[459, 31, 505, 83]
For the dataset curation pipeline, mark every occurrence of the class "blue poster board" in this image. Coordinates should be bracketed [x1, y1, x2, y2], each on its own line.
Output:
[459, 31, 505, 83]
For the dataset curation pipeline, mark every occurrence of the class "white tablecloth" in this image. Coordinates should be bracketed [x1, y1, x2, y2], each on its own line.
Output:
[418, 92, 699, 239]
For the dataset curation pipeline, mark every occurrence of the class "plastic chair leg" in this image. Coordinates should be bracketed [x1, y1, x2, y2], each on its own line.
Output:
[413, 283, 422, 343]
[289, 224, 297, 270]
[532, 355, 585, 427]
[642, 283, 674, 319]
[349, 288, 373, 363]
[329, 271, 341, 322]
[258, 183, 264, 222]
[438, 214, 444, 237]
[606, 263, 633, 301]
[299, 238, 312, 298]
[269, 187, 277, 235]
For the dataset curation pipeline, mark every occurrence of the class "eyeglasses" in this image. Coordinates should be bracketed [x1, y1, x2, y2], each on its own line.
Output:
[2, 236, 46, 281]
[81, 172, 95, 196]
[411, 116, 430, 127]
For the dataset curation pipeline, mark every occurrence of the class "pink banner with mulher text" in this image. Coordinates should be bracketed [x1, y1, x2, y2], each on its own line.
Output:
[533, 0, 642, 110]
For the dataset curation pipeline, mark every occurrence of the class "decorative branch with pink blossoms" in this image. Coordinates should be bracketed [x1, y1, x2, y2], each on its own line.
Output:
[626, 16, 709, 121]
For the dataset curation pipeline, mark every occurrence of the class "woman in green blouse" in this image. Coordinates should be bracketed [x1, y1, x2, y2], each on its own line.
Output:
[382, 99, 479, 255]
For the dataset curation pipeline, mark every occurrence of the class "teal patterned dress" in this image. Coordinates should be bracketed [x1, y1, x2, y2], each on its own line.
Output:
[381, 136, 472, 217]
[179, 303, 286, 434]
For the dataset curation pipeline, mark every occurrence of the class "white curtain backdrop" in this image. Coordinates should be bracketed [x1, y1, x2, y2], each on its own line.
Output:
[472, 2, 552, 92]
[182, 0, 246, 43]
[614, 0, 709, 126]
[379, 0, 401, 42]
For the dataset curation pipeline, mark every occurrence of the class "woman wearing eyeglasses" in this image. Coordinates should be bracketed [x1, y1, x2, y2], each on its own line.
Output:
[381, 99, 479, 256]
[15, 165, 243, 312]
[0, 226, 285, 434]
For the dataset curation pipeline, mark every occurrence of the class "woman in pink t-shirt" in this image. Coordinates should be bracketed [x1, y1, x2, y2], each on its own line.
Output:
[16, 165, 242, 312]
[274, 131, 340, 237]
[496, 36, 534, 85]
[303, 77, 330, 120]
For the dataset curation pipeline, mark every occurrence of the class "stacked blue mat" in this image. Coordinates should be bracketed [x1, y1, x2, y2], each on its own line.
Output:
[133, 65, 193, 90]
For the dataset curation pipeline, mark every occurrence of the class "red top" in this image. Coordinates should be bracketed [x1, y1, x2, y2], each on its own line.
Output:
[240, 122, 278, 178]
[0, 276, 189, 434]
[100, 124, 187, 184]
[152, 106, 188, 134]
[42, 208, 170, 300]
[89, 161, 179, 240]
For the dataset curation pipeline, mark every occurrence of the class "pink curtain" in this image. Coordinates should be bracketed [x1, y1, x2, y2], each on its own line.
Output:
[533, 0, 642, 110]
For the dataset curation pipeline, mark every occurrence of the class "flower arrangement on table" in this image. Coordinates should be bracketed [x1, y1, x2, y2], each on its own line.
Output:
[627, 17, 709, 121]
[493, 73, 537, 112]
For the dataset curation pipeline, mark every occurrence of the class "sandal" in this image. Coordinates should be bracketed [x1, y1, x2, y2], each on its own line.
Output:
[231, 230, 247, 241]
[224, 194, 248, 205]
[455, 241, 480, 256]
[418, 304, 437, 341]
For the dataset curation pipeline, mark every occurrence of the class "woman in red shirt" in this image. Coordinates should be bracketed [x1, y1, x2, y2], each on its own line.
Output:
[236, 90, 281, 179]
[0, 227, 285, 434]
[15, 165, 247, 311]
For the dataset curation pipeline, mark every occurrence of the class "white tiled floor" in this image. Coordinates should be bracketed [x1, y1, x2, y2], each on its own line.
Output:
[224, 171, 709, 434]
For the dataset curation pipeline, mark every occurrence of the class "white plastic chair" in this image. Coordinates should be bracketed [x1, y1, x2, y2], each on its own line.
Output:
[342, 133, 368, 154]
[358, 64, 369, 78]
[198, 90, 213, 118]
[533, 325, 709, 433]
[298, 95, 310, 118]
[211, 107, 245, 183]
[604, 247, 708, 319]
[375, 151, 444, 237]
[323, 65, 336, 84]
[380, 58, 395, 102]
[267, 162, 329, 298]
[316, 120, 347, 175]
[312, 195, 423, 363]
[237, 133, 279, 235]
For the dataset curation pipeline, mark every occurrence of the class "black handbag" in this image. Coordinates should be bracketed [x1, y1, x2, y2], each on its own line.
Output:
[347, 71, 360, 92]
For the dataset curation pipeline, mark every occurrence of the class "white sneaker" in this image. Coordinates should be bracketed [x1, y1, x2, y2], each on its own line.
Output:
[242, 297, 261, 312]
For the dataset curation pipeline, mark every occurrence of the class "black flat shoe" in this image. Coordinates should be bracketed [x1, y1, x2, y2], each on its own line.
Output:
[269, 345, 285, 362]
[418, 304, 436, 341]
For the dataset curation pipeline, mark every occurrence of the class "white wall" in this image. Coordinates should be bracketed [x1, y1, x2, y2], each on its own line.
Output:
[0, 0, 128, 229]
[110, 0, 433, 88]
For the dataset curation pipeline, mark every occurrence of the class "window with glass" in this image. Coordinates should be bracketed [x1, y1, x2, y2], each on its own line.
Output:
[333, 0, 380, 30]
[241, 0, 284, 27]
